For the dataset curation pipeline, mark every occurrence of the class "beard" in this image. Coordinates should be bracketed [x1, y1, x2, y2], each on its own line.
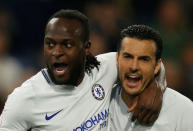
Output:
[46, 64, 64, 85]
[46, 62, 85, 86]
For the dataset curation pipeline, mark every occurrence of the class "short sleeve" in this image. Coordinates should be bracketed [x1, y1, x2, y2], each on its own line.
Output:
[0, 85, 33, 131]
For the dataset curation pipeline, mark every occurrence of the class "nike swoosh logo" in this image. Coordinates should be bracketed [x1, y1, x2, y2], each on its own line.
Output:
[45, 109, 63, 121]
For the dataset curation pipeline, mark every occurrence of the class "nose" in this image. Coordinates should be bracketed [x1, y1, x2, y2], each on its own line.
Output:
[129, 58, 139, 73]
[52, 44, 64, 58]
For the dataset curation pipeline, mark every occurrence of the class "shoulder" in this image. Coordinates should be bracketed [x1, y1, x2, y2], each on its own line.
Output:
[4, 72, 40, 109]
[95, 52, 117, 72]
[164, 88, 193, 106]
[162, 88, 193, 115]
[0, 76, 37, 129]
[0, 70, 50, 130]
[96, 52, 116, 64]
[15, 70, 45, 96]
[162, 88, 193, 130]
[3, 70, 45, 114]
[88, 52, 117, 80]
[96, 52, 117, 63]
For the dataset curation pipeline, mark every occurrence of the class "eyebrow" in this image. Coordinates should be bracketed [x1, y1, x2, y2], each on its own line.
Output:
[122, 52, 133, 57]
[44, 36, 53, 40]
[122, 52, 152, 59]
[44, 37, 55, 42]
[44, 37, 72, 42]
[138, 55, 152, 60]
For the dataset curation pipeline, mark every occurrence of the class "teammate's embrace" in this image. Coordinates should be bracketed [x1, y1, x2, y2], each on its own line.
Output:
[0, 10, 166, 131]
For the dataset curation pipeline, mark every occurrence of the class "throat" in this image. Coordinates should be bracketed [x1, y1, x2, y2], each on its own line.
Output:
[121, 89, 138, 108]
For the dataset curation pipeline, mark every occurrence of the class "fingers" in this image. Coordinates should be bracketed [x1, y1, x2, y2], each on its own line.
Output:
[131, 105, 140, 122]
[140, 86, 162, 124]
[141, 86, 161, 124]
[135, 109, 159, 125]
[132, 79, 162, 124]
[131, 110, 138, 122]
[147, 113, 159, 125]
[137, 109, 150, 123]
[130, 79, 163, 124]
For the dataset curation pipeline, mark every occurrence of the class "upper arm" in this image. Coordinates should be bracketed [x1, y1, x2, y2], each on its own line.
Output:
[96, 52, 118, 90]
[0, 87, 33, 131]
[97, 52, 118, 77]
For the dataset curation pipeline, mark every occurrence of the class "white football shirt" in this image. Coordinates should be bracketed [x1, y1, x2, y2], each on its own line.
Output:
[0, 52, 117, 131]
[0, 52, 167, 131]
[110, 86, 193, 131]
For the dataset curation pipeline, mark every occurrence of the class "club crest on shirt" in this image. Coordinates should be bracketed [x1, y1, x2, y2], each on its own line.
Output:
[92, 84, 105, 100]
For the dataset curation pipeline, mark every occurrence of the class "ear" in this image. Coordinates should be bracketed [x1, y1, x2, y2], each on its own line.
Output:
[154, 59, 162, 75]
[84, 41, 91, 55]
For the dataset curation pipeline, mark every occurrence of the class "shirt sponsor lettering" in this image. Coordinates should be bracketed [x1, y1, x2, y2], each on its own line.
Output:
[73, 109, 109, 131]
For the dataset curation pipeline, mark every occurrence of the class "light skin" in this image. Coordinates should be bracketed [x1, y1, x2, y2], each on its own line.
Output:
[116, 37, 161, 107]
[44, 18, 90, 86]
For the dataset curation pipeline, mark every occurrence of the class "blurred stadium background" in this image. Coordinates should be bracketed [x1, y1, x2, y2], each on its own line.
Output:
[0, 0, 193, 114]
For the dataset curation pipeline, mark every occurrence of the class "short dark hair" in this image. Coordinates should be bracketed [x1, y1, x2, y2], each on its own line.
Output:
[47, 9, 89, 42]
[118, 25, 163, 60]
[46, 9, 100, 74]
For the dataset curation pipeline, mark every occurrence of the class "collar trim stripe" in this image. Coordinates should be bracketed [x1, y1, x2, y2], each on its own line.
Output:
[41, 69, 51, 84]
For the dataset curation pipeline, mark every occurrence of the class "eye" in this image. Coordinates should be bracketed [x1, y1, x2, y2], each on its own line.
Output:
[45, 40, 55, 48]
[140, 57, 150, 62]
[64, 41, 73, 48]
[122, 53, 132, 59]
[66, 43, 72, 48]
[48, 42, 55, 47]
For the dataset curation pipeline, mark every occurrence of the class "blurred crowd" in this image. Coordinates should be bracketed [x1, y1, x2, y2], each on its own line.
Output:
[0, 0, 193, 114]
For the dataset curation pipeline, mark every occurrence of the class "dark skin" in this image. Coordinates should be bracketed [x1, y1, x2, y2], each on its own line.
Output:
[128, 80, 163, 125]
[44, 18, 90, 86]
[44, 17, 163, 125]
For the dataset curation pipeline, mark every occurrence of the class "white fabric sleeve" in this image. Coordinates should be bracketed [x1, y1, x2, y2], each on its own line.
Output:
[96, 52, 118, 83]
[156, 62, 167, 91]
[0, 85, 33, 131]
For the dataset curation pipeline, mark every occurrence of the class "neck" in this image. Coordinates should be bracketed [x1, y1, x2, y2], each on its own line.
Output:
[74, 69, 85, 86]
[121, 89, 138, 108]
[73, 61, 86, 86]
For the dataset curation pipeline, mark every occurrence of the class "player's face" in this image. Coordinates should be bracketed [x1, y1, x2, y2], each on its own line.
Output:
[117, 37, 161, 95]
[44, 18, 89, 85]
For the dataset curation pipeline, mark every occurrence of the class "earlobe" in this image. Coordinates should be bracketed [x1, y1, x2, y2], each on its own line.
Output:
[154, 59, 161, 75]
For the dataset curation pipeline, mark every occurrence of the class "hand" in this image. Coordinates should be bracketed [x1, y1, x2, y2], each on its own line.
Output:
[128, 80, 163, 125]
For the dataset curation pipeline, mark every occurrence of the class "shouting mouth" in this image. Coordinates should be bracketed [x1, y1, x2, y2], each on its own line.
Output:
[53, 62, 68, 76]
[125, 74, 142, 88]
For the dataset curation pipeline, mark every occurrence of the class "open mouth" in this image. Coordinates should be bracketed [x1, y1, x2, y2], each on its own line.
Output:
[125, 74, 142, 88]
[53, 62, 68, 76]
